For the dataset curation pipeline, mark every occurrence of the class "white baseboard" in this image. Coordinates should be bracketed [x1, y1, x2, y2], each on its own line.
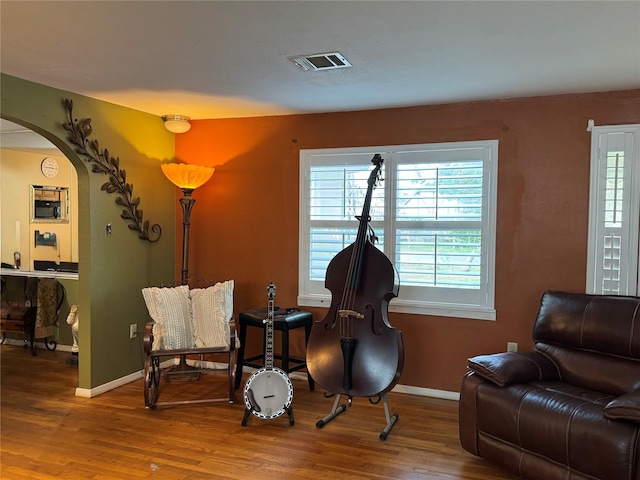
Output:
[75, 370, 143, 398]
[75, 358, 459, 402]
[76, 358, 174, 398]
[391, 383, 460, 401]
[1, 337, 73, 352]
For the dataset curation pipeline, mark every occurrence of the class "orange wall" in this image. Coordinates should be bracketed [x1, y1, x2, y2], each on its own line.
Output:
[176, 89, 640, 393]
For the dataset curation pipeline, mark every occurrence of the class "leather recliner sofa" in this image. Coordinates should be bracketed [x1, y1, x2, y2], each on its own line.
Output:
[459, 291, 640, 480]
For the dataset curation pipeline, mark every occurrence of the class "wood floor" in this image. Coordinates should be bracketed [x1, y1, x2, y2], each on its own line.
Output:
[1, 345, 518, 480]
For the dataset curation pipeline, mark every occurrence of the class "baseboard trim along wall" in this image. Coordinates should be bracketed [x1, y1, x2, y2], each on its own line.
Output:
[74, 358, 460, 401]
[2, 337, 73, 352]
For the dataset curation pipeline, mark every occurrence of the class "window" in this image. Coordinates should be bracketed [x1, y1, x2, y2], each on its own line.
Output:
[586, 124, 640, 296]
[299, 141, 498, 320]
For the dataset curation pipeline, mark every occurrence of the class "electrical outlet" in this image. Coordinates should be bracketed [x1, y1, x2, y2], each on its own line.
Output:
[507, 341, 518, 352]
[129, 324, 137, 339]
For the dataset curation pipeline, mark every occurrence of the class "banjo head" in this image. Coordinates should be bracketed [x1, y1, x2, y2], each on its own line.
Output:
[243, 367, 293, 420]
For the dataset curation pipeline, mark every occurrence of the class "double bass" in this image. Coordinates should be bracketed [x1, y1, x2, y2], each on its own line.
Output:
[306, 154, 404, 439]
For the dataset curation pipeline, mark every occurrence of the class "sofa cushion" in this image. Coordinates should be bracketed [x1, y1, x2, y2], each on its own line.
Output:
[142, 285, 193, 350]
[534, 290, 640, 359]
[535, 342, 640, 396]
[605, 391, 640, 425]
[467, 351, 559, 387]
[532, 290, 640, 396]
[190, 280, 234, 349]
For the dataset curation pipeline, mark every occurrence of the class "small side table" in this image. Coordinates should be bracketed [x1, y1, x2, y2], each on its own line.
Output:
[235, 307, 314, 391]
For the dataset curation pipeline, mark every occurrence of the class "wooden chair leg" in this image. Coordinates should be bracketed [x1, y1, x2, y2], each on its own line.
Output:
[228, 350, 236, 403]
[144, 355, 160, 408]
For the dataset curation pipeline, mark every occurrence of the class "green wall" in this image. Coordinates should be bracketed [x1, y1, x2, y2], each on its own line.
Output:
[1, 73, 177, 391]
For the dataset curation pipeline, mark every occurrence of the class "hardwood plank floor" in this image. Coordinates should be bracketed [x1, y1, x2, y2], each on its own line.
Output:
[1, 345, 518, 479]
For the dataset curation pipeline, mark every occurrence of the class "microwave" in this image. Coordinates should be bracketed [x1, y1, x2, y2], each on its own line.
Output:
[34, 200, 62, 220]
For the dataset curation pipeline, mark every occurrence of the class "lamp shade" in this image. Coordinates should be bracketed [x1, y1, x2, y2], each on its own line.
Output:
[163, 115, 191, 134]
[161, 163, 214, 190]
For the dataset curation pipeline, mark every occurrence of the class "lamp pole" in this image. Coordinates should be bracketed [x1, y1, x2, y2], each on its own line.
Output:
[179, 189, 196, 286]
[160, 162, 214, 286]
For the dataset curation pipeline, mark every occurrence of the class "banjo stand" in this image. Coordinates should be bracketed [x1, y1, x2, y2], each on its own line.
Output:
[315, 393, 399, 440]
[242, 389, 294, 426]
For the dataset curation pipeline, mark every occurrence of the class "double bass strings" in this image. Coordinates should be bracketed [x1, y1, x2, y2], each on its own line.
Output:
[339, 161, 379, 340]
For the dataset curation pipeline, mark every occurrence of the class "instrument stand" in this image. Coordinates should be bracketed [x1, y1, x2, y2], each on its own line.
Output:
[315, 393, 398, 440]
[241, 405, 295, 426]
[378, 394, 399, 440]
[315, 394, 347, 428]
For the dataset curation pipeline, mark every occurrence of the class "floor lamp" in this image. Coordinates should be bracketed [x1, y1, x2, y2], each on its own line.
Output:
[161, 163, 215, 376]
[160, 163, 215, 285]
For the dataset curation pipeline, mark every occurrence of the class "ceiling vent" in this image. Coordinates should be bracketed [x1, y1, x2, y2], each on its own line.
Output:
[288, 52, 352, 71]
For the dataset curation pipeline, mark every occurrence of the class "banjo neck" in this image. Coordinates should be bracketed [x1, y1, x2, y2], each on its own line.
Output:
[265, 283, 276, 370]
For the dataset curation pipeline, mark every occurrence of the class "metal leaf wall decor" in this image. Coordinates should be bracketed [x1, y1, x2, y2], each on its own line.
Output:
[62, 98, 161, 242]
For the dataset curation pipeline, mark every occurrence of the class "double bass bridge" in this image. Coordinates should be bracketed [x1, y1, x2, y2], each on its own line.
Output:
[339, 305, 382, 335]
[338, 309, 365, 319]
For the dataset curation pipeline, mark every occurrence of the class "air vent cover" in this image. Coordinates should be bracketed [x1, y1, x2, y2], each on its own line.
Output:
[289, 52, 352, 71]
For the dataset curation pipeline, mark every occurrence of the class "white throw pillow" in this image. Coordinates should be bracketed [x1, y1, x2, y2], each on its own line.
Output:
[142, 285, 193, 350]
[191, 280, 234, 348]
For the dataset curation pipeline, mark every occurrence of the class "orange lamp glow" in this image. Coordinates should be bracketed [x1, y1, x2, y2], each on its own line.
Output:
[161, 163, 214, 191]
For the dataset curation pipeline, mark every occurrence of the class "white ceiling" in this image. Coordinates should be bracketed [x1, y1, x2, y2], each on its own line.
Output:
[0, 119, 57, 151]
[1, 0, 639, 122]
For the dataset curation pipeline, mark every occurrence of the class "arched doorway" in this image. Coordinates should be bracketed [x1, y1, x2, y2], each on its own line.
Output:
[0, 118, 82, 373]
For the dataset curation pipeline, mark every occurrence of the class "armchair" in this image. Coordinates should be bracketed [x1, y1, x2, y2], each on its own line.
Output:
[459, 291, 640, 480]
[141, 280, 237, 408]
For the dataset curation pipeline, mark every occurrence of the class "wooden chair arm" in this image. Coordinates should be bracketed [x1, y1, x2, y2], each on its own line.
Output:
[143, 321, 155, 354]
[230, 325, 237, 350]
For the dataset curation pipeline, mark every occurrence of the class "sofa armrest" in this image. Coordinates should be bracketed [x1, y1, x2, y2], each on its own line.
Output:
[467, 351, 559, 387]
[604, 391, 640, 424]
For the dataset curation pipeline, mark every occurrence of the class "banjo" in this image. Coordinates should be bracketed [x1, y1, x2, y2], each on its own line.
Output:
[242, 282, 294, 425]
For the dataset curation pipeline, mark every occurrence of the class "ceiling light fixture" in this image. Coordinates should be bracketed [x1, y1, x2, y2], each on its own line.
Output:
[162, 115, 191, 134]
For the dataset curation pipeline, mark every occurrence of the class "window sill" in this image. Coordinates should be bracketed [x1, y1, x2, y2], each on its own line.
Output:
[297, 294, 495, 320]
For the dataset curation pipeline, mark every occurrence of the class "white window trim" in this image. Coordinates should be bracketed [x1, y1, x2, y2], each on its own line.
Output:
[298, 142, 498, 320]
[586, 123, 640, 296]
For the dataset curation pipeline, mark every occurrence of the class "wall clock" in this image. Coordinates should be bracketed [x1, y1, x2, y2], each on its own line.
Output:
[41, 157, 59, 179]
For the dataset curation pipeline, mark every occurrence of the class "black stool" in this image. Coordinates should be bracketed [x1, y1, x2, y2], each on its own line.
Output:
[235, 307, 314, 390]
